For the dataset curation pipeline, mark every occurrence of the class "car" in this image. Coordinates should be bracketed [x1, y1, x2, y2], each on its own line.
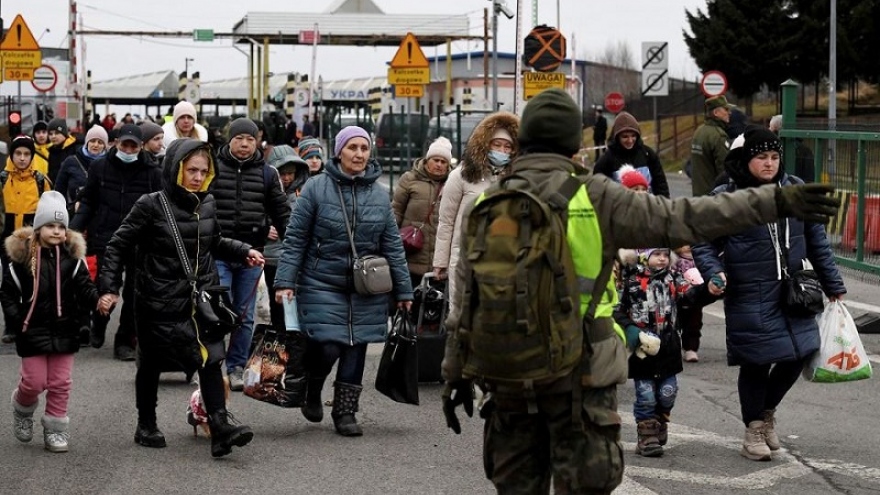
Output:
[373, 112, 430, 173]
[424, 111, 492, 162]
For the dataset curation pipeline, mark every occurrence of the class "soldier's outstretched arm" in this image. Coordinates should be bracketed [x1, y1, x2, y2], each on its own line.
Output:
[585, 173, 839, 252]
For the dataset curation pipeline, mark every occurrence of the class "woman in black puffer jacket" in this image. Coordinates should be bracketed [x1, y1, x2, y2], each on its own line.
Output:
[693, 126, 845, 462]
[98, 139, 265, 457]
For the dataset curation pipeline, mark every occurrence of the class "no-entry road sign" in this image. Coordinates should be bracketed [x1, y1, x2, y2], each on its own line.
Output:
[31, 64, 58, 92]
[701, 71, 728, 97]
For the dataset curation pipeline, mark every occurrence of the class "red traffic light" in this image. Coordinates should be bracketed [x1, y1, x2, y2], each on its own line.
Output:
[9, 111, 21, 125]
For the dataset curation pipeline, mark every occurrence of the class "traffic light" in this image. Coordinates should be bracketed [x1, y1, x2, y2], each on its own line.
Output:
[8, 109, 22, 137]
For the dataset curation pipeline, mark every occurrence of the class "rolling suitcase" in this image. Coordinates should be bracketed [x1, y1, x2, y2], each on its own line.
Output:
[412, 273, 448, 383]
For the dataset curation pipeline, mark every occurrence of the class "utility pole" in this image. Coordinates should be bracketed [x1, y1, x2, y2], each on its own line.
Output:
[828, 0, 837, 130]
[483, 8, 489, 103]
[492, 1, 499, 111]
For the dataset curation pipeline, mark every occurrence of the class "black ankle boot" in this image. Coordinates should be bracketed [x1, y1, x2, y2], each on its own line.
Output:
[331, 382, 363, 437]
[134, 420, 166, 448]
[208, 409, 253, 458]
[301, 376, 327, 423]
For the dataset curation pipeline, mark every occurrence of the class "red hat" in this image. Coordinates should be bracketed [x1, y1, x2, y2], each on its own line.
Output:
[618, 164, 649, 190]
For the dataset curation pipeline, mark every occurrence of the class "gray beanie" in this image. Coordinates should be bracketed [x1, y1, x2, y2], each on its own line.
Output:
[33, 191, 70, 230]
[518, 88, 583, 156]
[139, 121, 164, 143]
[47, 118, 69, 136]
[228, 118, 259, 140]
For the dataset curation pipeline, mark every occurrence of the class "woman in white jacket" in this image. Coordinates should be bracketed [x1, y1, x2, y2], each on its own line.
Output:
[162, 101, 209, 148]
[431, 111, 519, 316]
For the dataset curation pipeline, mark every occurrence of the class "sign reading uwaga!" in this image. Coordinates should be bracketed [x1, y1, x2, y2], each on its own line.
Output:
[523, 72, 565, 100]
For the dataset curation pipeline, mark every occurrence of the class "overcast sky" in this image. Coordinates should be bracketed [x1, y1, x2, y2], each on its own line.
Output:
[4, 0, 708, 87]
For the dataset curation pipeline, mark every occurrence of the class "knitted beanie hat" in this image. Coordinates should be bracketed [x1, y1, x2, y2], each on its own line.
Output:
[298, 137, 324, 161]
[518, 88, 582, 156]
[33, 191, 69, 230]
[173, 101, 198, 123]
[617, 164, 649, 190]
[47, 118, 68, 136]
[333, 126, 371, 157]
[228, 118, 259, 140]
[139, 121, 164, 143]
[85, 126, 109, 147]
[425, 136, 453, 162]
[10, 135, 36, 158]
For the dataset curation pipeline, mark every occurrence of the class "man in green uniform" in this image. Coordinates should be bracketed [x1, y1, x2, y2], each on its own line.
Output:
[691, 95, 733, 196]
[441, 88, 840, 495]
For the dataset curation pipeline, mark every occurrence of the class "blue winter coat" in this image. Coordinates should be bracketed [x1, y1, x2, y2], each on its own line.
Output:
[693, 175, 846, 366]
[274, 157, 413, 345]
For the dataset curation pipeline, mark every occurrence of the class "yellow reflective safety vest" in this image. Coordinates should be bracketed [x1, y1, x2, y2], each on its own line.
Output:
[565, 185, 625, 341]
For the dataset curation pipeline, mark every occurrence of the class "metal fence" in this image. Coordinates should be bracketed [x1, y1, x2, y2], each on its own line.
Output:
[780, 80, 880, 277]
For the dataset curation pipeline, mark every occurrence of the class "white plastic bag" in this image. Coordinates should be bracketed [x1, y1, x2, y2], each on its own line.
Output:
[803, 300, 872, 382]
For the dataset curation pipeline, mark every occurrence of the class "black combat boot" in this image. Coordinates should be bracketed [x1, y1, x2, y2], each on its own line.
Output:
[208, 409, 253, 457]
[301, 375, 327, 423]
[331, 381, 363, 437]
[134, 417, 167, 448]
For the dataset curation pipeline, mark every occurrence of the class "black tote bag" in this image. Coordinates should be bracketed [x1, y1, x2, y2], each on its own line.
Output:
[375, 309, 420, 405]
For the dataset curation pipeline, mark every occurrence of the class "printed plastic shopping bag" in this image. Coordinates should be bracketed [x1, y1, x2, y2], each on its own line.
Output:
[803, 300, 872, 383]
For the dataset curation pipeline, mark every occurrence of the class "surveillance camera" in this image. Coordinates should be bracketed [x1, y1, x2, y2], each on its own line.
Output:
[496, 1, 515, 19]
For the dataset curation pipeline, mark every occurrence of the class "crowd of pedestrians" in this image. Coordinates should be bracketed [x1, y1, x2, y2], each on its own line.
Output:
[0, 90, 845, 495]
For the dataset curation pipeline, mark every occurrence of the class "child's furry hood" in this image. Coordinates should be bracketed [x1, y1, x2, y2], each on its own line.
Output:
[4, 227, 87, 264]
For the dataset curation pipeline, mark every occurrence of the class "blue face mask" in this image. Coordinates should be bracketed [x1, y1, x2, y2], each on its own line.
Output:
[116, 150, 139, 163]
[488, 150, 510, 168]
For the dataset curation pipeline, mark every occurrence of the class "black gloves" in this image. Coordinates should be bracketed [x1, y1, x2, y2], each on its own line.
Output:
[775, 183, 841, 224]
[442, 380, 474, 434]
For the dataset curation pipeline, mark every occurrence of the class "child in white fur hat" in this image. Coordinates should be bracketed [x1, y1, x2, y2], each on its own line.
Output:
[0, 191, 98, 453]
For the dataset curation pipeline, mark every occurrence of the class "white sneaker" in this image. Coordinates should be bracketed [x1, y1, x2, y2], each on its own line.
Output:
[741, 420, 771, 461]
[228, 367, 245, 391]
[684, 350, 699, 363]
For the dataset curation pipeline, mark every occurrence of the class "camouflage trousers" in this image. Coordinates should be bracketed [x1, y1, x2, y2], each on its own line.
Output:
[483, 385, 624, 495]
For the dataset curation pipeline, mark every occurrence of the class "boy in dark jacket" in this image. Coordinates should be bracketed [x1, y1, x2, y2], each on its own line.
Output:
[615, 248, 713, 457]
[0, 191, 98, 453]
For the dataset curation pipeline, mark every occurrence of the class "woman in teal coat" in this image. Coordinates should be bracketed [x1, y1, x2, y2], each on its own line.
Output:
[275, 126, 413, 437]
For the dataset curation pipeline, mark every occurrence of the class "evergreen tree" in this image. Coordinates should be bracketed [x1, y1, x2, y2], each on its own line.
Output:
[684, 0, 790, 109]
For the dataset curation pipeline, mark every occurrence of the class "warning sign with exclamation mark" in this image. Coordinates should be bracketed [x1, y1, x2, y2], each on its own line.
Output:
[1, 14, 43, 75]
[388, 32, 430, 86]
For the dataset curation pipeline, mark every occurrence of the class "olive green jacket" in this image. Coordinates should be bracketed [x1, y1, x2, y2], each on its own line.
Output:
[690, 118, 730, 196]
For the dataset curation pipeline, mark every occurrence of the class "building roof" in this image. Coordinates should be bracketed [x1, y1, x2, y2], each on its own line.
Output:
[231, 9, 475, 47]
[90, 70, 179, 100]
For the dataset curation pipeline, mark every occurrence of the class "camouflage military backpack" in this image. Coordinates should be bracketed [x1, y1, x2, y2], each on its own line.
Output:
[459, 174, 585, 388]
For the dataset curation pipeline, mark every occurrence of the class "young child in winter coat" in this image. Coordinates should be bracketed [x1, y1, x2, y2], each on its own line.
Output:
[0, 191, 98, 453]
[614, 248, 713, 458]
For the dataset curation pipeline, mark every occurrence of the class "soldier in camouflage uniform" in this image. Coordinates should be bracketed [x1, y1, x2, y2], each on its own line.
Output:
[441, 88, 842, 494]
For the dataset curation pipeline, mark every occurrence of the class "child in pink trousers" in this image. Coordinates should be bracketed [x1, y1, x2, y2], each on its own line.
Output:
[0, 191, 98, 452]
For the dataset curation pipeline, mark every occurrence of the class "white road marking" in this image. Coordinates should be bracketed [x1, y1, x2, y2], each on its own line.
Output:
[844, 300, 880, 314]
[615, 413, 880, 492]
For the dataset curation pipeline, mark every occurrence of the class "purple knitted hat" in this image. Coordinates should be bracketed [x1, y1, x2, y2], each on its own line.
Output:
[333, 126, 371, 157]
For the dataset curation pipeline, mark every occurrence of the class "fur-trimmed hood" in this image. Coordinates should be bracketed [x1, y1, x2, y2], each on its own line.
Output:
[4, 227, 87, 264]
[460, 111, 520, 183]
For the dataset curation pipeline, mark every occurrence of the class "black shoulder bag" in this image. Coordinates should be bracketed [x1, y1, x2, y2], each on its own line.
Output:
[771, 221, 824, 318]
[157, 191, 239, 339]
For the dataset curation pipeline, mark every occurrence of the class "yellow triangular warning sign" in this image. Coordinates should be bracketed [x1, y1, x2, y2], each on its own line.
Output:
[390, 33, 429, 68]
[1, 15, 41, 51]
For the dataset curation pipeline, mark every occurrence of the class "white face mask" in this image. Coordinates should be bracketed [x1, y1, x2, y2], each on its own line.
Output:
[488, 150, 510, 168]
[116, 150, 139, 163]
